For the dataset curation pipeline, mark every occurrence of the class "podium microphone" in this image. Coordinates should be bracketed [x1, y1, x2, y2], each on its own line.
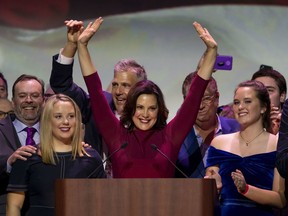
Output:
[151, 144, 189, 178]
[87, 142, 128, 178]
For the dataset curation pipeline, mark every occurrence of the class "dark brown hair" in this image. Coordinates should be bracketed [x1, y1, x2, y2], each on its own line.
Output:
[235, 80, 271, 130]
[120, 80, 169, 131]
[12, 74, 45, 97]
[251, 68, 286, 108]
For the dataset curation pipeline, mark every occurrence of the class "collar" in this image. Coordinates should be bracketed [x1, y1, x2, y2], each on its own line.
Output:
[13, 118, 40, 133]
[195, 114, 222, 138]
[215, 114, 222, 135]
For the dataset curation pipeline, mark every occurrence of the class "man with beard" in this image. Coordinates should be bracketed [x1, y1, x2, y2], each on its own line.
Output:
[175, 71, 240, 178]
[0, 74, 44, 215]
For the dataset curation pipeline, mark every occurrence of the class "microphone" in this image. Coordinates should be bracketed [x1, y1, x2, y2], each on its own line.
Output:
[87, 142, 128, 178]
[151, 144, 189, 178]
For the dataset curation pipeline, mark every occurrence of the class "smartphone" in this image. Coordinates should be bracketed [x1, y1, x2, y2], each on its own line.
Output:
[259, 64, 273, 70]
[213, 55, 233, 70]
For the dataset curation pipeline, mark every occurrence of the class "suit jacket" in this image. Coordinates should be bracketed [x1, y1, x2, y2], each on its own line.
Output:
[276, 98, 288, 179]
[175, 116, 240, 178]
[50, 54, 114, 155]
[0, 115, 21, 194]
[275, 99, 288, 215]
[0, 115, 22, 215]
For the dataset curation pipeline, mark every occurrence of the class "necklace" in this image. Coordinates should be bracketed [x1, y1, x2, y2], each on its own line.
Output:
[239, 129, 265, 146]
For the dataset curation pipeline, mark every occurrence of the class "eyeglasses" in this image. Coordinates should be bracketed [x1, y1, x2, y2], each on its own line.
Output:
[201, 95, 215, 104]
[0, 111, 14, 119]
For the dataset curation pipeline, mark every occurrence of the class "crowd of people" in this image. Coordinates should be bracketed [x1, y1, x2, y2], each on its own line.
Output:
[0, 16, 287, 216]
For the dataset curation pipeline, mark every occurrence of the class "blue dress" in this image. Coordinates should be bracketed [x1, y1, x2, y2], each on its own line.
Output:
[206, 146, 276, 216]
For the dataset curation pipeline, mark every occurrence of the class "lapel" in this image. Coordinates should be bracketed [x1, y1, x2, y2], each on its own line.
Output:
[183, 128, 199, 155]
[0, 116, 21, 151]
[178, 128, 204, 177]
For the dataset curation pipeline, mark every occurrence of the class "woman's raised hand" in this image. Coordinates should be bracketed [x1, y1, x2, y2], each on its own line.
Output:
[193, 22, 217, 50]
[78, 17, 104, 47]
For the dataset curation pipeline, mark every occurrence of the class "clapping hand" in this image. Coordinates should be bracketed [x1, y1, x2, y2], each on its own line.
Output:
[205, 169, 222, 194]
[231, 169, 247, 193]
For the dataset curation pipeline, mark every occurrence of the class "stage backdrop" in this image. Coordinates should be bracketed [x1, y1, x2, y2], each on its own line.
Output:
[0, 2, 287, 120]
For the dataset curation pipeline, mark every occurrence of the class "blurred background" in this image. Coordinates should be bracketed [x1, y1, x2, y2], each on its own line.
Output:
[0, 0, 287, 120]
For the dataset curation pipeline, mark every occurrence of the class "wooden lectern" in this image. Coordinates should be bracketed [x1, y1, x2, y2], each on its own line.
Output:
[55, 178, 218, 216]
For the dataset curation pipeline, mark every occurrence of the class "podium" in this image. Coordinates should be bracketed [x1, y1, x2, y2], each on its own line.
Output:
[55, 178, 218, 216]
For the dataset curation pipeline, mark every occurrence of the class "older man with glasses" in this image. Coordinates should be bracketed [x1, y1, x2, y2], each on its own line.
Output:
[175, 71, 240, 178]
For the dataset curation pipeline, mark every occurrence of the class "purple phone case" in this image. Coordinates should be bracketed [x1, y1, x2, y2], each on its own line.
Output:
[214, 55, 233, 70]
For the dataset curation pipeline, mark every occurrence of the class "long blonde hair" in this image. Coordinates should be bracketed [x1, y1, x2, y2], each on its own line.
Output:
[40, 94, 85, 164]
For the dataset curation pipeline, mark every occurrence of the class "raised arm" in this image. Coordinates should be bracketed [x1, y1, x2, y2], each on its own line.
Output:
[193, 22, 217, 80]
[50, 20, 84, 93]
[50, 19, 90, 115]
[77, 17, 103, 77]
[76, 17, 120, 146]
[62, 20, 84, 58]
[168, 22, 217, 147]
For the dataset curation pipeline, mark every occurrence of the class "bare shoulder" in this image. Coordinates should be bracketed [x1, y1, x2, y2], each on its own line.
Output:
[211, 132, 238, 150]
[266, 132, 278, 151]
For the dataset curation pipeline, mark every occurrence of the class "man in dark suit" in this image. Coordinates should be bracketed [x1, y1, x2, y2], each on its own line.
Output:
[0, 74, 44, 215]
[175, 72, 240, 178]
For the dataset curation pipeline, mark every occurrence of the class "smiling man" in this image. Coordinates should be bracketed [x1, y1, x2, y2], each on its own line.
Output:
[251, 66, 287, 135]
[111, 59, 147, 117]
[0, 74, 44, 215]
[175, 71, 240, 178]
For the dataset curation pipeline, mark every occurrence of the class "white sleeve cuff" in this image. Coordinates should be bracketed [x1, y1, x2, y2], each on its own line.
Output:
[57, 48, 74, 65]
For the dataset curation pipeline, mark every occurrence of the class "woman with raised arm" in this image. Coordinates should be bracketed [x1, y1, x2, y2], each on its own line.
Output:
[77, 17, 217, 178]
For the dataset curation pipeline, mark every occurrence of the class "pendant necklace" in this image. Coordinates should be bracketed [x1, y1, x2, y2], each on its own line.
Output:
[239, 129, 265, 146]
